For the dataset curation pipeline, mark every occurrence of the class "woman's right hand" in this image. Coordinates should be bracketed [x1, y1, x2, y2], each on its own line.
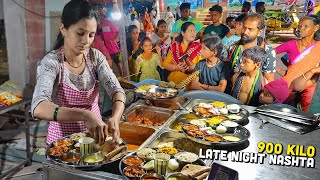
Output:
[83, 110, 108, 145]
[176, 62, 188, 72]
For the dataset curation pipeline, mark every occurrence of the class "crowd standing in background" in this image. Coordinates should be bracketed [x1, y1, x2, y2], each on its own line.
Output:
[91, 2, 320, 112]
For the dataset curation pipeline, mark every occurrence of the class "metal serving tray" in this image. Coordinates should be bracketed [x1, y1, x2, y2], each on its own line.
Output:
[123, 104, 175, 129]
[136, 96, 190, 110]
[146, 130, 211, 155]
[119, 123, 158, 151]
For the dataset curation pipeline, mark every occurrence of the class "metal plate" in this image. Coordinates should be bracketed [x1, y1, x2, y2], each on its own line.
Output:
[136, 96, 190, 110]
[46, 135, 127, 170]
[185, 100, 249, 125]
[182, 124, 251, 146]
[119, 151, 206, 179]
[135, 87, 179, 100]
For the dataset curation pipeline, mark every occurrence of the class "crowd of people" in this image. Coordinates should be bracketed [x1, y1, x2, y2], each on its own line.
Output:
[102, 2, 320, 112]
[31, 0, 320, 146]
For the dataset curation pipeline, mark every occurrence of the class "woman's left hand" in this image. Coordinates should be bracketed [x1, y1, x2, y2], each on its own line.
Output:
[155, 45, 162, 56]
[107, 116, 120, 150]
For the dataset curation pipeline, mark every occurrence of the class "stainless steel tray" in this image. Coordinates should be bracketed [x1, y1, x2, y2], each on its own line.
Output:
[184, 99, 250, 125]
[147, 130, 211, 155]
[123, 104, 175, 129]
[119, 123, 158, 152]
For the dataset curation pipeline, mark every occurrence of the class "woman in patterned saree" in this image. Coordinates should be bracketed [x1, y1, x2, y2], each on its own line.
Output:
[163, 22, 202, 87]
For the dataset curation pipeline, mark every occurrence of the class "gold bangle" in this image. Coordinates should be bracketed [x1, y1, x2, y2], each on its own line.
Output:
[302, 74, 308, 81]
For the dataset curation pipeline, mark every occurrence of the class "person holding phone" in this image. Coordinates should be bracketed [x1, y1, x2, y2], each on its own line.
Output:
[163, 22, 202, 86]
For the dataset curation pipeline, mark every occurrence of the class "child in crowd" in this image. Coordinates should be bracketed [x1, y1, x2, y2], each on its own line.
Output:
[259, 78, 290, 104]
[191, 35, 230, 92]
[135, 37, 162, 81]
[203, 5, 229, 39]
[231, 46, 266, 106]
[221, 14, 246, 60]
[226, 16, 236, 29]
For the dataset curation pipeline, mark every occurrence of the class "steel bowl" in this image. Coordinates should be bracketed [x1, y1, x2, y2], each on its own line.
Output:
[140, 173, 165, 180]
[82, 151, 104, 166]
[60, 152, 81, 165]
[166, 172, 191, 180]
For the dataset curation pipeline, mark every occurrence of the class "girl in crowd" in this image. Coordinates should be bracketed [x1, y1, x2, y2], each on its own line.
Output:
[126, 25, 142, 82]
[135, 37, 162, 81]
[191, 35, 230, 92]
[31, 0, 125, 147]
[163, 22, 202, 86]
[275, 15, 320, 76]
[150, 20, 171, 81]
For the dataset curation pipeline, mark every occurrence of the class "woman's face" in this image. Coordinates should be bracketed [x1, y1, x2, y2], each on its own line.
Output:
[200, 44, 214, 59]
[158, 23, 167, 34]
[142, 40, 153, 52]
[130, 28, 139, 41]
[182, 25, 196, 42]
[61, 18, 97, 55]
[297, 18, 318, 39]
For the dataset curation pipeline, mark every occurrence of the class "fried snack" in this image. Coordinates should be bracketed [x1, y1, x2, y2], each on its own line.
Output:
[167, 81, 176, 88]
[176, 70, 200, 89]
[103, 145, 127, 162]
[158, 81, 167, 87]
[181, 164, 210, 178]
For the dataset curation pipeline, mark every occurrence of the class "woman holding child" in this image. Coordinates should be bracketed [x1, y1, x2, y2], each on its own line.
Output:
[163, 22, 202, 86]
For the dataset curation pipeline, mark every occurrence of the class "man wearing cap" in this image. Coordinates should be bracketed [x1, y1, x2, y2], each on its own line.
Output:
[171, 2, 204, 34]
[203, 5, 229, 39]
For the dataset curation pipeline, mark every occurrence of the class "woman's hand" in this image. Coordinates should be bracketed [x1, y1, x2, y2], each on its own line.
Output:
[83, 110, 108, 145]
[107, 116, 120, 150]
[155, 45, 162, 56]
[176, 62, 188, 72]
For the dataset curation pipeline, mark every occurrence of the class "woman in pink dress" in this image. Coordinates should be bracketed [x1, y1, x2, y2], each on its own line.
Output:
[31, 0, 125, 147]
[275, 15, 320, 76]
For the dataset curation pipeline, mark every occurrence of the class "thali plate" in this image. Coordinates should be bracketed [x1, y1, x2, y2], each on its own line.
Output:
[46, 135, 127, 170]
[119, 151, 206, 179]
[135, 86, 179, 100]
[191, 103, 249, 125]
[182, 123, 250, 146]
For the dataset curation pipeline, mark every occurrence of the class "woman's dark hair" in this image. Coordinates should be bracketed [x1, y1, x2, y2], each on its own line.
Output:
[140, 37, 152, 49]
[155, 19, 166, 33]
[53, 0, 98, 50]
[202, 35, 223, 58]
[176, 22, 195, 43]
[300, 15, 320, 41]
[128, 25, 138, 35]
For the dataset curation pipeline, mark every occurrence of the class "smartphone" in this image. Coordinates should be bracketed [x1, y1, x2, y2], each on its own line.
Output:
[208, 163, 239, 180]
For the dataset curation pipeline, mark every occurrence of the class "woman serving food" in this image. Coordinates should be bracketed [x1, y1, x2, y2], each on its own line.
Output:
[31, 0, 125, 148]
